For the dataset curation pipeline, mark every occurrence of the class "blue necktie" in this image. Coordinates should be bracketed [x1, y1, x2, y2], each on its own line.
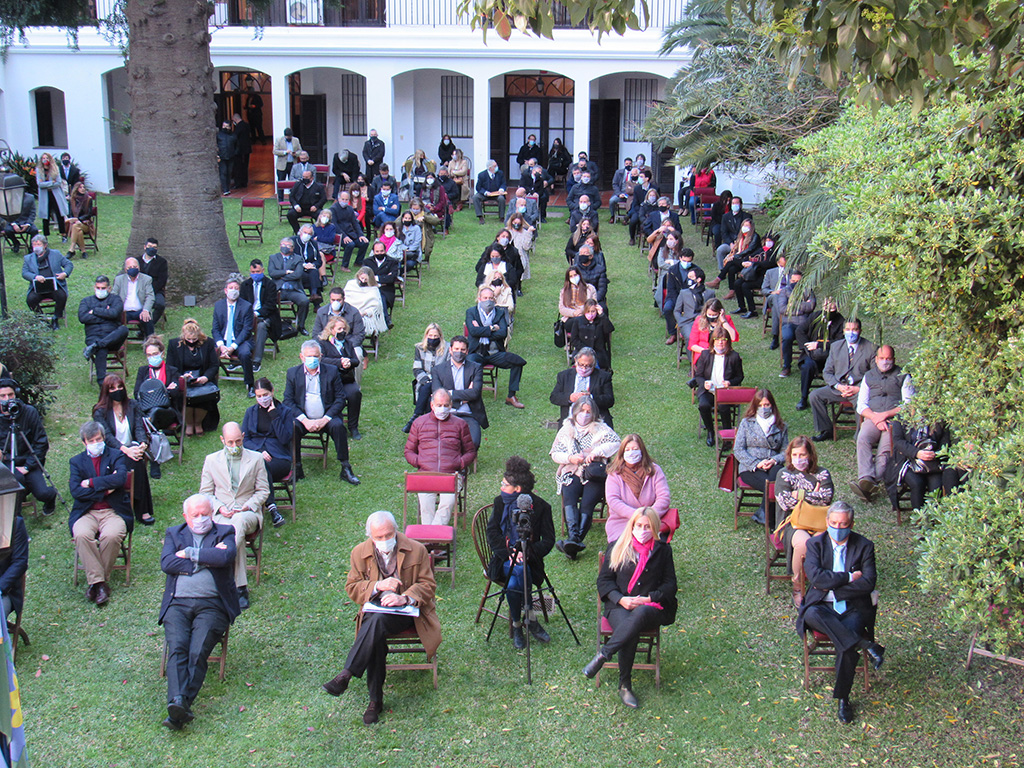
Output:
[833, 543, 847, 614]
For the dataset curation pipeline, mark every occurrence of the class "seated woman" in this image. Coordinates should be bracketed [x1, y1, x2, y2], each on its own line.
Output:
[558, 267, 596, 324]
[708, 220, 761, 300]
[565, 218, 596, 265]
[475, 245, 521, 294]
[166, 318, 221, 435]
[134, 335, 182, 440]
[486, 455, 557, 649]
[693, 329, 744, 446]
[64, 181, 95, 260]
[605, 434, 671, 542]
[448, 148, 472, 207]
[317, 316, 362, 439]
[485, 269, 515, 316]
[733, 235, 776, 318]
[566, 299, 614, 371]
[506, 213, 533, 282]
[774, 436, 834, 606]
[885, 419, 966, 515]
[405, 322, 448, 432]
[398, 211, 422, 269]
[313, 209, 337, 263]
[349, 182, 368, 231]
[241, 377, 298, 529]
[377, 220, 404, 262]
[344, 267, 389, 338]
[688, 298, 739, 366]
[550, 394, 621, 560]
[548, 138, 572, 179]
[584, 506, 678, 709]
[733, 388, 788, 526]
[652, 235, 686, 345]
[94, 374, 155, 525]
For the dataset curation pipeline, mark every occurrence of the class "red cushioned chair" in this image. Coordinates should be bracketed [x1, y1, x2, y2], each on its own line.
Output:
[713, 386, 757, 474]
[402, 472, 464, 587]
[595, 551, 660, 688]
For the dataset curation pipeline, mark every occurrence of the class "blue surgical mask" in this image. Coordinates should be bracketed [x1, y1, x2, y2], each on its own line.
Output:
[304, 357, 320, 371]
[251, 272, 264, 282]
[147, 354, 163, 368]
[828, 525, 851, 543]
[845, 331, 860, 345]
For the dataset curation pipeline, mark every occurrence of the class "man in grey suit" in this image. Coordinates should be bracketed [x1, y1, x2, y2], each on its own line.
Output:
[761, 253, 788, 348]
[112, 257, 156, 338]
[809, 318, 878, 442]
[431, 335, 488, 448]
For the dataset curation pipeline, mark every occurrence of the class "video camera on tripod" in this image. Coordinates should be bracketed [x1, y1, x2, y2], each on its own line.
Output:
[513, 493, 533, 546]
[0, 398, 21, 420]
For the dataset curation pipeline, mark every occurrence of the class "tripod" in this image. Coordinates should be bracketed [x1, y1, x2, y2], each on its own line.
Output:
[3, 415, 67, 513]
[486, 536, 580, 684]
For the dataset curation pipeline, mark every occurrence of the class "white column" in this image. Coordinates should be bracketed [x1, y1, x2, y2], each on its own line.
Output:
[271, 69, 290, 144]
[365, 69, 394, 170]
[472, 74, 491, 181]
[573, 77, 591, 157]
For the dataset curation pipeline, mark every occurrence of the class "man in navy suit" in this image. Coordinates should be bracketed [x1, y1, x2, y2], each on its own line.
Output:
[549, 347, 614, 428]
[69, 420, 133, 606]
[329, 190, 369, 270]
[431, 335, 488, 448]
[465, 286, 526, 409]
[644, 196, 681, 239]
[473, 160, 507, 223]
[212, 276, 256, 398]
[158, 493, 241, 730]
[796, 501, 885, 724]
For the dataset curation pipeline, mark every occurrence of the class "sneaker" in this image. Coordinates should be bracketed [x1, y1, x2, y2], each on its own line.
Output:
[252, 362, 262, 373]
[271, 507, 286, 528]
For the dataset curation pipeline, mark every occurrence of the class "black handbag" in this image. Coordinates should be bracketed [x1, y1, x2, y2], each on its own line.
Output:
[554, 317, 566, 348]
[137, 378, 171, 415]
[583, 460, 607, 482]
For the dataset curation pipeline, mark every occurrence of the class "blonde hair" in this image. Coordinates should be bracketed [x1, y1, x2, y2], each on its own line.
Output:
[178, 318, 207, 346]
[319, 315, 349, 341]
[354, 266, 378, 287]
[416, 322, 447, 355]
[609, 507, 661, 571]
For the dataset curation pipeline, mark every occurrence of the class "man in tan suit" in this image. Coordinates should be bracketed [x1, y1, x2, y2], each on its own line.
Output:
[321, 510, 441, 725]
[199, 421, 269, 610]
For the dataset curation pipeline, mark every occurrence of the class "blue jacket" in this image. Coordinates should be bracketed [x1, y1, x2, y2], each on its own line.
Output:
[158, 522, 240, 625]
[22, 249, 73, 295]
[68, 448, 134, 536]
[242, 399, 299, 461]
[372, 192, 400, 223]
[211, 298, 254, 350]
[475, 168, 507, 195]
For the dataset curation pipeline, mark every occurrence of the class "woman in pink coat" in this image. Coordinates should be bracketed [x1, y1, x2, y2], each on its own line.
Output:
[604, 434, 671, 542]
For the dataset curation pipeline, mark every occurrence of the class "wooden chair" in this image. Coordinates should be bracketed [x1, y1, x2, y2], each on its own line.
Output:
[35, 296, 67, 328]
[471, 504, 507, 625]
[82, 191, 100, 253]
[273, 443, 297, 522]
[362, 331, 380, 362]
[595, 551, 661, 688]
[893, 481, 913, 525]
[161, 627, 229, 683]
[558, 486, 608, 539]
[238, 198, 266, 244]
[480, 195, 506, 218]
[296, 428, 330, 470]
[402, 472, 462, 587]
[276, 181, 296, 222]
[830, 400, 861, 441]
[73, 470, 134, 587]
[7, 573, 29, 661]
[89, 341, 128, 386]
[353, 612, 438, 689]
[763, 483, 789, 593]
[313, 164, 330, 189]
[245, 525, 263, 586]
[122, 311, 147, 350]
[803, 629, 870, 692]
[713, 386, 757, 474]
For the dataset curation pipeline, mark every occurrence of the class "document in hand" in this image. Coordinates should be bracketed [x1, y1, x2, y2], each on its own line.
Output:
[362, 601, 420, 618]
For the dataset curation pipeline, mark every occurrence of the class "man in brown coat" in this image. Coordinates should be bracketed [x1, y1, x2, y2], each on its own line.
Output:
[322, 511, 441, 725]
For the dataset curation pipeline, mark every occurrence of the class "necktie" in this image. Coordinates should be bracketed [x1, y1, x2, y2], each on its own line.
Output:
[833, 544, 847, 614]
[226, 304, 236, 347]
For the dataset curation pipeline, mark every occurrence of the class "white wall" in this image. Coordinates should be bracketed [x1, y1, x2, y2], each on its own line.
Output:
[105, 68, 134, 178]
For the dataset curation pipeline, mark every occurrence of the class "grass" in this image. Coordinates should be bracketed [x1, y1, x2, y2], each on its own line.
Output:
[8, 194, 1023, 768]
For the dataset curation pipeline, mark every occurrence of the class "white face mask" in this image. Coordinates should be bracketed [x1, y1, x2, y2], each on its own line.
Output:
[330, 300, 343, 312]
[95, 289, 109, 300]
[189, 514, 213, 535]
[632, 526, 653, 544]
[226, 288, 240, 301]
[624, 449, 643, 465]
[580, 202, 589, 211]
[374, 536, 397, 555]
[569, 275, 580, 286]
[85, 440, 105, 458]
[432, 405, 451, 420]
[300, 233, 311, 243]
[498, 237, 509, 246]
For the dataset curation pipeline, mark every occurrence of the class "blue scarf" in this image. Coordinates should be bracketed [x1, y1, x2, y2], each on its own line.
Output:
[499, 490, 520, 550]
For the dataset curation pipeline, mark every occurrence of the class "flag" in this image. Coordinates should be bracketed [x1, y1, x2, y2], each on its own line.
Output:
[0, 604, 28, 768]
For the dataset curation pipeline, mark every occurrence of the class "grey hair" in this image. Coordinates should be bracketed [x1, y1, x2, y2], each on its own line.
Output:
[365, 510, 397, 536]
[431, 388, 452, 405]
[300, 340, 321, 355]
[79, 420, 106, 443]
[299, 223, 314, 233]
[574, 347, 597, 363]
[568, 393, 601, 423]
[183, 493, 215, 516]
[827, 500, 855, 523]
[30, 234, 47, 246]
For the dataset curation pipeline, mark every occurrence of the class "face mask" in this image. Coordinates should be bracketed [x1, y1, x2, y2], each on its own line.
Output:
[497, 237, 509, 246]
[86, 440, 105, 458]
[647, 197, 657, 205]
[450, 349, 466, 363]
[666, 239, 678, 249]
[658, 205, 668, 212]
[358, 278, 369, 286]
[513, 222, 522, 229]
[226, 288, 240, 301]
[126, 267, 140, 278]
[574, 411, 593, 427]
[256, 394, 273, 408]
[764, 241, 774, 251]
[632, 526, 653, 544]
[189, 514, 213, 535]
[680, 260, 692, 270]
[527, 140, 534, 146]
[624, 449, 643, 465]
[300, 233, 311, 243]
[319, 217, 331, 226]
[828, 525, 851, 543]
[304, 357, 320, 371]
[569, 275, 580, 286]
[731, 204, 741, 214]
[338, 200, 349, 208]
[225, 444, 242, 457]
[582, 176, 591, 184]
[758, 406, 773, 419]
[425, 337, 441, 350]
[426, 179, 435, 186]
[793, 455, 810, 471]
[432, 405, 451, 420]
[145, 247, 157, 258]
[576, 365, 593, 377]
[877, 359, 894, 372]
[706, 315, 720, 324]
[383, 230, 395, 239]
[845, 331, 860, 345]
[580, 202, 590, 211]
[491, 279, 503, 287]
[714, 346, 727, 356]
[518, 204, 527, 212]
[741, 224, 752, 234]
[251, 272, 264, 282]
[478, 299, 496, 313]
[374, 536, 397, 555]
[110, 388, 127, 403]
[584, 312, 597, 322]
[95, 289, 109, 300]
[331, 300, 343, 312]
[411, 208, 422, 214]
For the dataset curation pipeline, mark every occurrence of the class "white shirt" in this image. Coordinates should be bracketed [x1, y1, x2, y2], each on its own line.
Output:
[113, 411, 131, 446]
[123, 278, 142, 312]
[711, 354, 726, 388]
[303, 372, 325, 420]
[856, 372, 914, 414]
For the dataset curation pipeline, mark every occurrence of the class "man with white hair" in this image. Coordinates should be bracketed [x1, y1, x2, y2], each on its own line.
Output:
[322, 510, 441, 725]
[473, 159, 507, 223]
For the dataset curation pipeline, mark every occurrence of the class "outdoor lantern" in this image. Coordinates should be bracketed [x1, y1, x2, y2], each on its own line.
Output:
[0, 173, 26, 220]
[0, 465, 23, 549]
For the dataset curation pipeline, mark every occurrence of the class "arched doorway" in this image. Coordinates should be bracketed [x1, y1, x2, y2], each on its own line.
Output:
[215, 69, 273, 192]
[490, 71, 575, 182]
[29, 86, 68, 150]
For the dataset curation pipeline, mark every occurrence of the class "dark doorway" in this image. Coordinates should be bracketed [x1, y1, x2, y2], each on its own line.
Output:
[588, 99, 620, 189]
[291, 93, 328, 165]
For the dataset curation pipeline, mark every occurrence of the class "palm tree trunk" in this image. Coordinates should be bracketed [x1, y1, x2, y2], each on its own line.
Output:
[124, 0, 237, 302]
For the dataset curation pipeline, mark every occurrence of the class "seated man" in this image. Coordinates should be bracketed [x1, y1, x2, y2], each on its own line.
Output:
[576, 151, 600, 181]
[567, 194, 600, 232]
[573, 246, 608, 305]
[431, 335, 488, 448]
[550, 347, 615, 429]
[23, 234, 73, 328]
[516, 134, 543, 176]
[321, 510, 441, 726]
[0, 378, 57, 515]
[850, 345, 913, 502]
[372, 181, 401, 229]
[79, 274, 129, 382]
[158, 493, 241, 731]
[486, 455, 555, 648]
[404, 389, 477, 526]
[112, 256, 156, 338]
[329, 190, 369, 271]
[673, 258, 712, 348]
[366, 239, 400, 322]
[437, 165, 461, 213]
[369, 163, 397, 198]
[466, 286, 526, 409]
[609, 158, 633, 222]
[777, 270, 817, 377]
[268, 237, 311, 335]
[522, 163, 552, 222]
[199, 422, 268, 610]
[796, 501, 885, 725]
[287, 169, 327, 235]
[0, 511, 29, 621]
[287, 150, 316, 182]
[566, 170, 600, 215]
[212, 277, 256, 398]
[69, 420, 133, 606]
[809, 318, 877, 443]
[473, 160, 507, 224]
[3, 192, 37, 254]
[644, 196, 681, 240]
[140, 237, 169, 327]
[240, 258, 280, 374]
[796, 300, 846, 410]
[509, 187, 540, 229]
[283, 341, 360, 485]
[761, 253, 789, 348]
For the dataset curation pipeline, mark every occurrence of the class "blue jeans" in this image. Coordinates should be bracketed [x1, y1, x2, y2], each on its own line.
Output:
[781, 323, 798, 371]
[503, 561, 530, 622]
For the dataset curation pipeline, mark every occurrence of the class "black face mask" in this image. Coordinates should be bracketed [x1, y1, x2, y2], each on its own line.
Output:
[110, 389, 127, 403]
[145, 247, 157, 258]
[659, 205, 669, 212]
[426, 337, 440, 350]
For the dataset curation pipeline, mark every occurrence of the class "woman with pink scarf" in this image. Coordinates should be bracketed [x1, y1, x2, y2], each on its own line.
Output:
[584, 507, 677, 709]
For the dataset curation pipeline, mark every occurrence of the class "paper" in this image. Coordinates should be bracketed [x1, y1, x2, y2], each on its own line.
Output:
[362, 601, 420, 617]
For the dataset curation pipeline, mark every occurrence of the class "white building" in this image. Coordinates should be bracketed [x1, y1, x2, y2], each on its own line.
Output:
[0, 0, 700, 195]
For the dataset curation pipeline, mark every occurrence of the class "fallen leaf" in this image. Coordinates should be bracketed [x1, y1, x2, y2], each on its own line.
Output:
[34, 668, 41, 677]
[41, 655, 50, 661]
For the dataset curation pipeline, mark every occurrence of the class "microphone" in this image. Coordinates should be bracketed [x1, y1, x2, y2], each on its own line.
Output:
[516, 493, 533, 512]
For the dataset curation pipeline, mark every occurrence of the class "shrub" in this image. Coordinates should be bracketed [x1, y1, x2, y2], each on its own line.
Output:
[0, 310, 58, 413]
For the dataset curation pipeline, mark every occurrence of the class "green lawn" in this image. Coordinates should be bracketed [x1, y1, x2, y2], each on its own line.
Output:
[8, 194, 1021, 767]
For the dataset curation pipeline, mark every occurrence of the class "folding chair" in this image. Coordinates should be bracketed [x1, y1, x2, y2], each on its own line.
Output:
[238, 198, 266, 244]
[313, 164, 330, 189]
[245, 525, 263, 586]
[402, 472, 461, 587]
[123, 311, 147, 350]
[595, 551, 660, 688]
[733, 461, 764, 530]
[276, 181, 296, 222]
[353, 612, 438, 688]
[8, 573, 29, 661]
[161, 627, 230, 683]
[35, 296, 67, 329]
[713, 386, 757, 474]
[893, 482, 913, 525]
[764, 483, 789, 593]
[362, 332, 380, 362]
[73, 470, 134, 587]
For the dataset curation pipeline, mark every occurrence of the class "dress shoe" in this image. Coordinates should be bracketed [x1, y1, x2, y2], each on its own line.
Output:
[140, 514, 156, 526]
[511, 624, 526, 650]
[94, 582, 111, 606]
[618, 686, 639, 709]
[340, 463, 361, 485]
[865, 643, 885, 670]
[402, 418, 414, 434]
[162, 716, 184, 731]
[563, 539, 582, 558]
[769, 338, 779, 350]
[246, 387, 256, 399]
[629, 238, 636, 247]
[363, 700, 383, 725]
[705, 434, 715, 447]
[528, 620, 551, 643]
[270, 507, 287, 528]
[82, 344, 96, 361]
[723, 290, 736, 300]
[322, 669, 352, 696]
[478, 216, 486, 225]
[349, 427, 362, 441]
[706, 277, 721, 289]
[779, 368, 790, 378]
[555, 540, 572, 560]
[167, 695, 194, 724]
[42, 499, 56, 516]
[583, 652, 608, 678]
[86, 583, 98, 603]
[295, 464, 306, 481]
[837, 698, 854, 724]
[741, 311, 757, 319]
[664, 335, 676, 346]
[811, 431, 832, 442]
[150, 462, 162, 479]
[238, 586, 250, 610]
[298, 328, 309, 336]
[849, 478, 876, 502]
[795, 400, 808, 411]
[505, 396, 525, 409]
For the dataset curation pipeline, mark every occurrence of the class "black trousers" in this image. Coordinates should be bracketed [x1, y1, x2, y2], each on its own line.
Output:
[341, 381, 362, 430]
[27, 287, 67, 318]
[279, 289, 310, 331]
[799, 356, 822, 402]
[234, 152, 250, 187]
[125, 309, 154, 339]
[277, 167, 292, 201]
[561, 475, 605, 543]
[41, 193, 65, 237]
[89, 326, 131, 380]
[294, 418, 349, 464]
[896, 467, 965, 510]
[15, 466, 57, 507]
[218, 159, 234, 195]
[602, 605, 663, 686]
[802, 603, 869, 700]
[341, 240, 368, 269]
[739, 465, 781, 526]
[163, 597, 230, 705]
[263, 456, 292, 508]
[343, 611, 415, 703]
[151, 293, 166, 327]
[696, 391, 733, 434]
[468, 350, 525, 396]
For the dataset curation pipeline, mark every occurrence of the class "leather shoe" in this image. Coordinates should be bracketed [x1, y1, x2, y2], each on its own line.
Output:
[363, 700, 382, 725]
[849, 478, 875, 502]
[167, 695, 194, 724]
[94, 582, 111, 606]
[778, 368, 790, 378]
[723, 290, 736, 300]
[528, 620, 551, 643]
[402, 418, 414, 434]
[555, 540, 574, 560]
[664, 335, 676, 346]
[740, 311, 757, 319]
[618, 686, 639, 709]
[42, 499, 56, 516]
[505, 396, 525, 409]
[706, 277, 721, 289]
[340, 463, 361, 485]
[705, 434, 714, 447]
[811, 431, 832, 442]
[795, 400, 808, 411]
[82, 344, 96, 361]
[511, 624, 526, 650]
[271, 507, 287, 528]
[86, 583, 98, 603]
[349, 427, 362, 441]
[563, 540, 582, 558]
[238, 586, 250, 611]
[865, 643, 885, 670]
[162, 716, 184, 731]
[837, 698, 854, 724]
[769, 338, 779, 350]
[322, 669, 352, 696]
[583, 652, 608, 678]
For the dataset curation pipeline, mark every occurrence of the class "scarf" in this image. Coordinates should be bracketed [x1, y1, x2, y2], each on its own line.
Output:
[379, 234, 396, 250]
[755, 414, 775, 434]
[627, 537, 655, 594]
[499, 490, 519, 551]
[619, 463, 647, 501]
